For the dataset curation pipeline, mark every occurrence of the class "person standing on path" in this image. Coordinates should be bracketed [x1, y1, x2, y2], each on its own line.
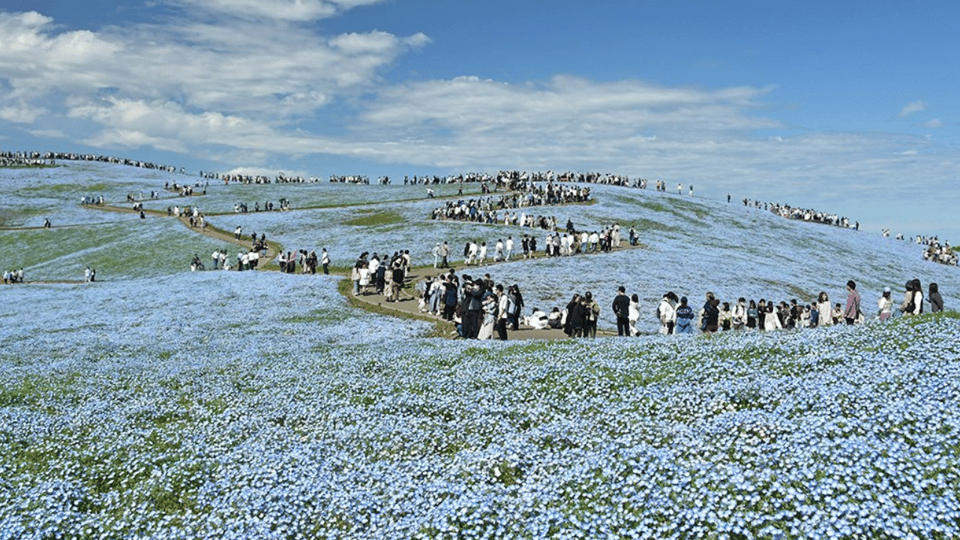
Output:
[844, 280, 861, 325]
[496, 284, 511, 340]
[439, 241, 450, 268]
[584, 292, 600, 338]
[321, 248, 330, 274]
[612, 286, 631, 336]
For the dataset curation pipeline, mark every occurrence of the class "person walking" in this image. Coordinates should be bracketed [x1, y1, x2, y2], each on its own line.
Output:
[496, 284, 511, 340]
[439, 241, 450, 268]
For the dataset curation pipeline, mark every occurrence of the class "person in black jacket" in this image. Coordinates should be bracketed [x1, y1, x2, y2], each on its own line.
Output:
[612, 286, 631, 336]
[929, 283, 944, 313]
[462, 278, 485, 339]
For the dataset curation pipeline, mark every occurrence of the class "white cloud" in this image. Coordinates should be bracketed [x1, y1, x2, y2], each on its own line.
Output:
[0, 104, 45, 123]
[349, 76, 779, 169]
[899, 100, 927, 117]
[166, 0, 388, 22]
[0, 9, 427, 120]
[923, 118, 945, 128]
[27, 129, 65, 139]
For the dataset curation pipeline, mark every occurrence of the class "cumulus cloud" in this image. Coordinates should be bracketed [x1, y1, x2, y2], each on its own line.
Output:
[0, 7, 428, 160]
[899, 100, 927, 117]
[923, 118, 945, 128]
[347, 76, 780, 170]
[166, 0, 388, 22]
[0, 104, 45, 123]
[1, 4, 957, 234]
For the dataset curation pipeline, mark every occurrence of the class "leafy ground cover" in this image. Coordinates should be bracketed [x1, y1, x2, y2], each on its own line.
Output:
[2, 161, 960, 539]
[2, 272, 960, 538]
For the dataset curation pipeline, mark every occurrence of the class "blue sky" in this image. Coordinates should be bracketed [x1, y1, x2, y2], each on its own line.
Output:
[1, 0, 957, 240]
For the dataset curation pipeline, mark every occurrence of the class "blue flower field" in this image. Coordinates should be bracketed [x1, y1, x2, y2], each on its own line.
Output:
[2, 162, 959, 539]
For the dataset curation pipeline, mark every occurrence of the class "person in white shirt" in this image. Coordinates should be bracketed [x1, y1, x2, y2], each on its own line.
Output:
[732, 298, 747, 331]
[320, 249, 330, 274]
[628, 294, 641, 336]
[816, 292, 832, 326]
[658, 292, 677, 335]
[877, 287, 893, 321]
[764, 304, 783, 331]
[526, 307, 549, 329]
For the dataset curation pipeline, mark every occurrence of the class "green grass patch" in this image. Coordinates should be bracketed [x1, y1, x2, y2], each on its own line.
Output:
[343, 210, 404, 227]
[626, 217, 676, 233]
[0, 207, 48, 228]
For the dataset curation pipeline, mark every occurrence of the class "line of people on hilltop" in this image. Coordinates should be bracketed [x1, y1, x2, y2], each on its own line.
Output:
[739, 198, 857, 230]
[1, 151, 182, 173]
[200, 171, 328, 184]
[163, 181, 204, 196]
[430, 184, 591, 222]
[232, 199, 290, 213]
[0, 155, 49, 167]
[454, 226, 625, 267]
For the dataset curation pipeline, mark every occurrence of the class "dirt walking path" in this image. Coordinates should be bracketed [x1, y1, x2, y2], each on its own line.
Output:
[344, 246, 637, 340]
[82, 193, 633, 340]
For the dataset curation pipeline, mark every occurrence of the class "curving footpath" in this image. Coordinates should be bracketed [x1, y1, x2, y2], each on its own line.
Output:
[79, 190, 632, 340]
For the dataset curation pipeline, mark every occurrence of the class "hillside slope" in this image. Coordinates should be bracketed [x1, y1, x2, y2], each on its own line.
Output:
[2, 162, 954, 334]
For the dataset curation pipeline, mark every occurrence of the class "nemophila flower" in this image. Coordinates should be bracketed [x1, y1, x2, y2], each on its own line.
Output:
[5, 164, 960, 538]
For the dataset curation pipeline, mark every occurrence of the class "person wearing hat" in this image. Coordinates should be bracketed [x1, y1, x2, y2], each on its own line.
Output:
[878, 286, 894, 321]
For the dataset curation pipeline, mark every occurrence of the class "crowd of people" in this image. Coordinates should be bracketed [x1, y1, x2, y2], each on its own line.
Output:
[430, 183, 591, 223]
[923, 239, 958, 266]
[2, 268, 25, 284]
[413, 269, 526, 340]
[738, 198, 856, 230]
[200, 171, 331, 184]
[1, 151, 182, 172]
[350, 251, 412, 302]
[232, 199, 290, 213]
[642, 278, 945, 337]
